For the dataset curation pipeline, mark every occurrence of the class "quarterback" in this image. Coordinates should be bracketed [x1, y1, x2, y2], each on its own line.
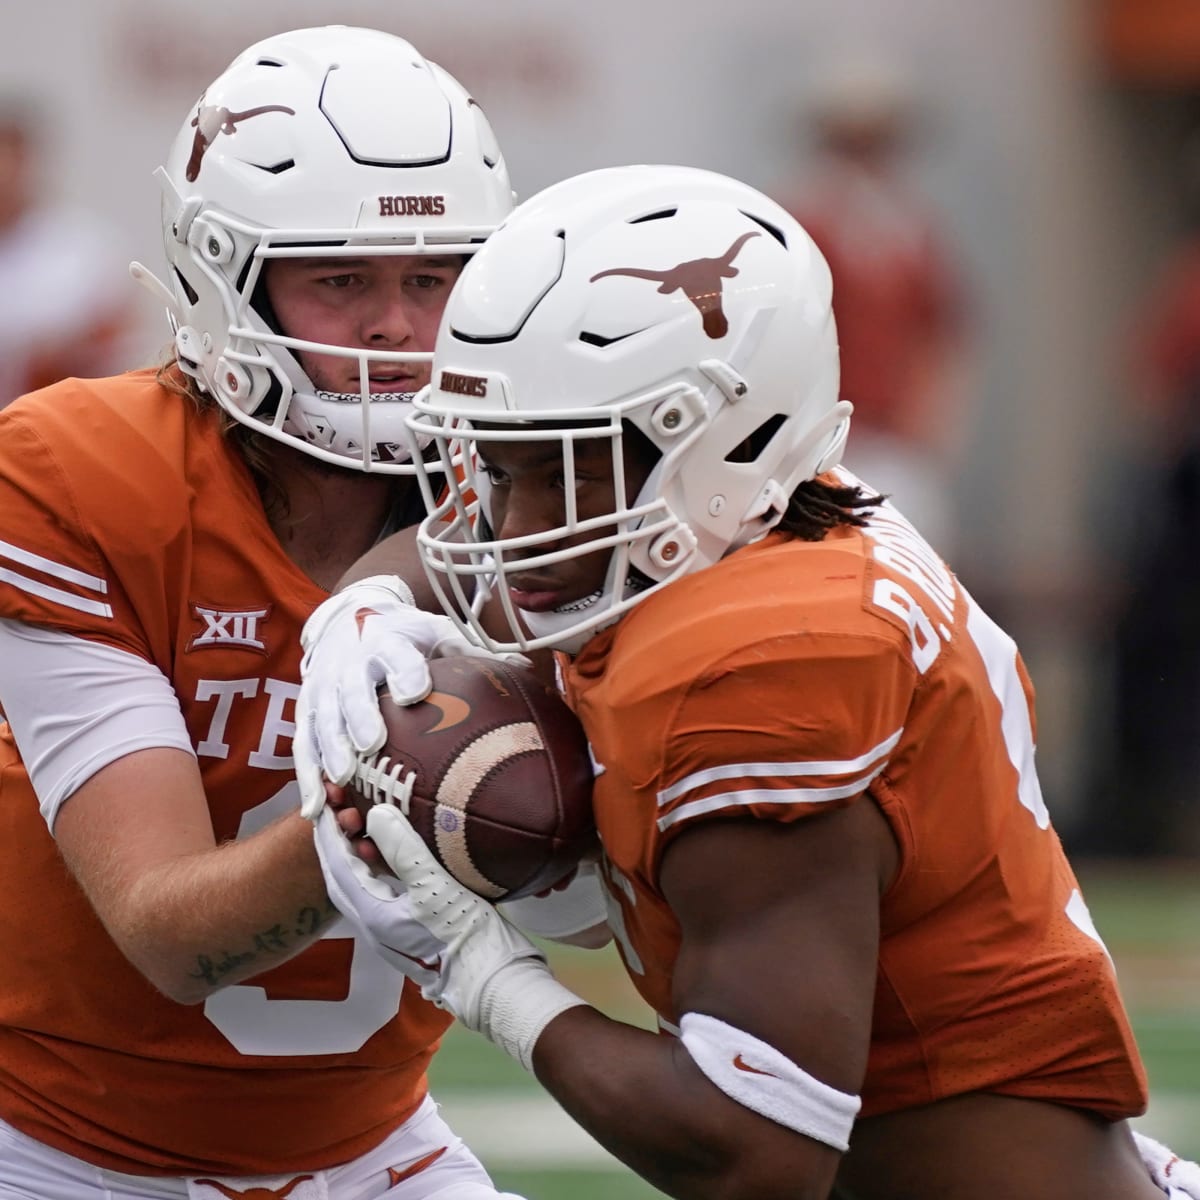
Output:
[0, 25, 528, 1200]
[298, 165, 1199, 1199]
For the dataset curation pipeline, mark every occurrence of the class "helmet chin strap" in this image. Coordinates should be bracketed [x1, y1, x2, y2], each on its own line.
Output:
[282, 387, 428, 464]
[551, 588, 604, 615]
[545, 568, 652, 617]
[309, 388, 418, 404]
[517, 567, 653, 656]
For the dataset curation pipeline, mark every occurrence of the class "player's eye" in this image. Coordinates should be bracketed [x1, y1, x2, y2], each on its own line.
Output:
[552, 467, 598, 493]
[407, 272, 457, 292]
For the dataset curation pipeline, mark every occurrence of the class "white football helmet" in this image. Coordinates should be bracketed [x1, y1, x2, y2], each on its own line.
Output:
[409, 164, 852, 653]
[130, 26, 514, 471]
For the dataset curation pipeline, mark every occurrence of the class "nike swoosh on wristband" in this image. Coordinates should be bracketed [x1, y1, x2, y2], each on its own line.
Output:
[732, 1053, 778, 1077]
[384, 945, 443, 973]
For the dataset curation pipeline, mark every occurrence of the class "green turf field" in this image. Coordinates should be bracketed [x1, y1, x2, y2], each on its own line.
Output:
[427, 860, 1200, 1198]
[1074, 860, 1200, 1162]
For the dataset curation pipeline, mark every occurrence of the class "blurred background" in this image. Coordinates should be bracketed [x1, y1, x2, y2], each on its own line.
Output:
[2, 0, 1196, 1192]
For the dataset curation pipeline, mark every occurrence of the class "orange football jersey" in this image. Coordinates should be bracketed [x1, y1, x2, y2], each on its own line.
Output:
[0, 371, 450, 1175]
[564, 494, 1148, 1120]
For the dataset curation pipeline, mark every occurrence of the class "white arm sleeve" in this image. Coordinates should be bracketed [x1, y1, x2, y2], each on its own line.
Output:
[497, 861, 611, 942]
[0, 619, 193, 831]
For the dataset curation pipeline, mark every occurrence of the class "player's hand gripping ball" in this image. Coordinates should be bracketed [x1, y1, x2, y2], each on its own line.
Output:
[348, 656, 597, 900]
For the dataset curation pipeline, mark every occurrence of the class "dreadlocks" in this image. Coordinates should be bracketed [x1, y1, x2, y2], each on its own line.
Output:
[778, 476, 886, 541]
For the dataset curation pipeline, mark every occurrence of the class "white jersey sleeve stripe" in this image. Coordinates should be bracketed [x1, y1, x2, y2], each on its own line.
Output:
[656, 760, 890, 832]
[656, 727, 901, 808]
[0, 537, 109, 591]
[0, 565, 114, 618]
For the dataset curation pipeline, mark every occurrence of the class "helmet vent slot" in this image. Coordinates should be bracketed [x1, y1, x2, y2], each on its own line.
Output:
[579, 329, 644, 348]
[450, 329, 519, 346]
[172, 267, 198, 306]
[724, 413, 786, 463]
[253, 159, 295, 175]
[741, 210, 787, 247]
[628, 208, 676, 224]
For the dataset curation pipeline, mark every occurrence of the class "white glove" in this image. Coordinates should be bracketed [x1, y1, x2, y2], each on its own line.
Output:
[498, 860, 612, 945]
[313, 808, 449, 989]
[294, 574, 516, 819]
[361, 802, 588, 1070]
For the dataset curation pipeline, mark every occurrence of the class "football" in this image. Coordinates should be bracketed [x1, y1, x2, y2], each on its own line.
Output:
[348, 655, 597, 901]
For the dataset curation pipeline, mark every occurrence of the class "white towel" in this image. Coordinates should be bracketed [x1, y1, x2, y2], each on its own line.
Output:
[1136, 1131, 1200, 1199]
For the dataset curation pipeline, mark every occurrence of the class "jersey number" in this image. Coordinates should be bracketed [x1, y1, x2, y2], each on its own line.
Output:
[202, 782, 405, 1056]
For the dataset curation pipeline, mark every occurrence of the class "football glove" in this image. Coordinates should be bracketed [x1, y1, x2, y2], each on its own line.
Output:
[334, 802, 587, 1069]
[294, 574, 519, 819]
[314, 808, 449, 991]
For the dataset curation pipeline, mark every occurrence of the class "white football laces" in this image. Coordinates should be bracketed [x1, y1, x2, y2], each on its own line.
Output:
[353, 754, 417, 814]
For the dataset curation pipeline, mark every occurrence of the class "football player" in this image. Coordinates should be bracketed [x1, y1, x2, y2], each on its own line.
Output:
[0, 25, 529, 1200]
[298, 165, 1198, 1199]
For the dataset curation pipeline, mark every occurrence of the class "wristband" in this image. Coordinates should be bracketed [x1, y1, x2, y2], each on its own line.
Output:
[477, 958, 590, 1072]
[498, 863, 609, 941]
[680, 1011, 860, 1151]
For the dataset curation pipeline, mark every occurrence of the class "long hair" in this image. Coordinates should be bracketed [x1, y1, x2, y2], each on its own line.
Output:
[154, 354, 291, 519]
[779, 475, 885, 540]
